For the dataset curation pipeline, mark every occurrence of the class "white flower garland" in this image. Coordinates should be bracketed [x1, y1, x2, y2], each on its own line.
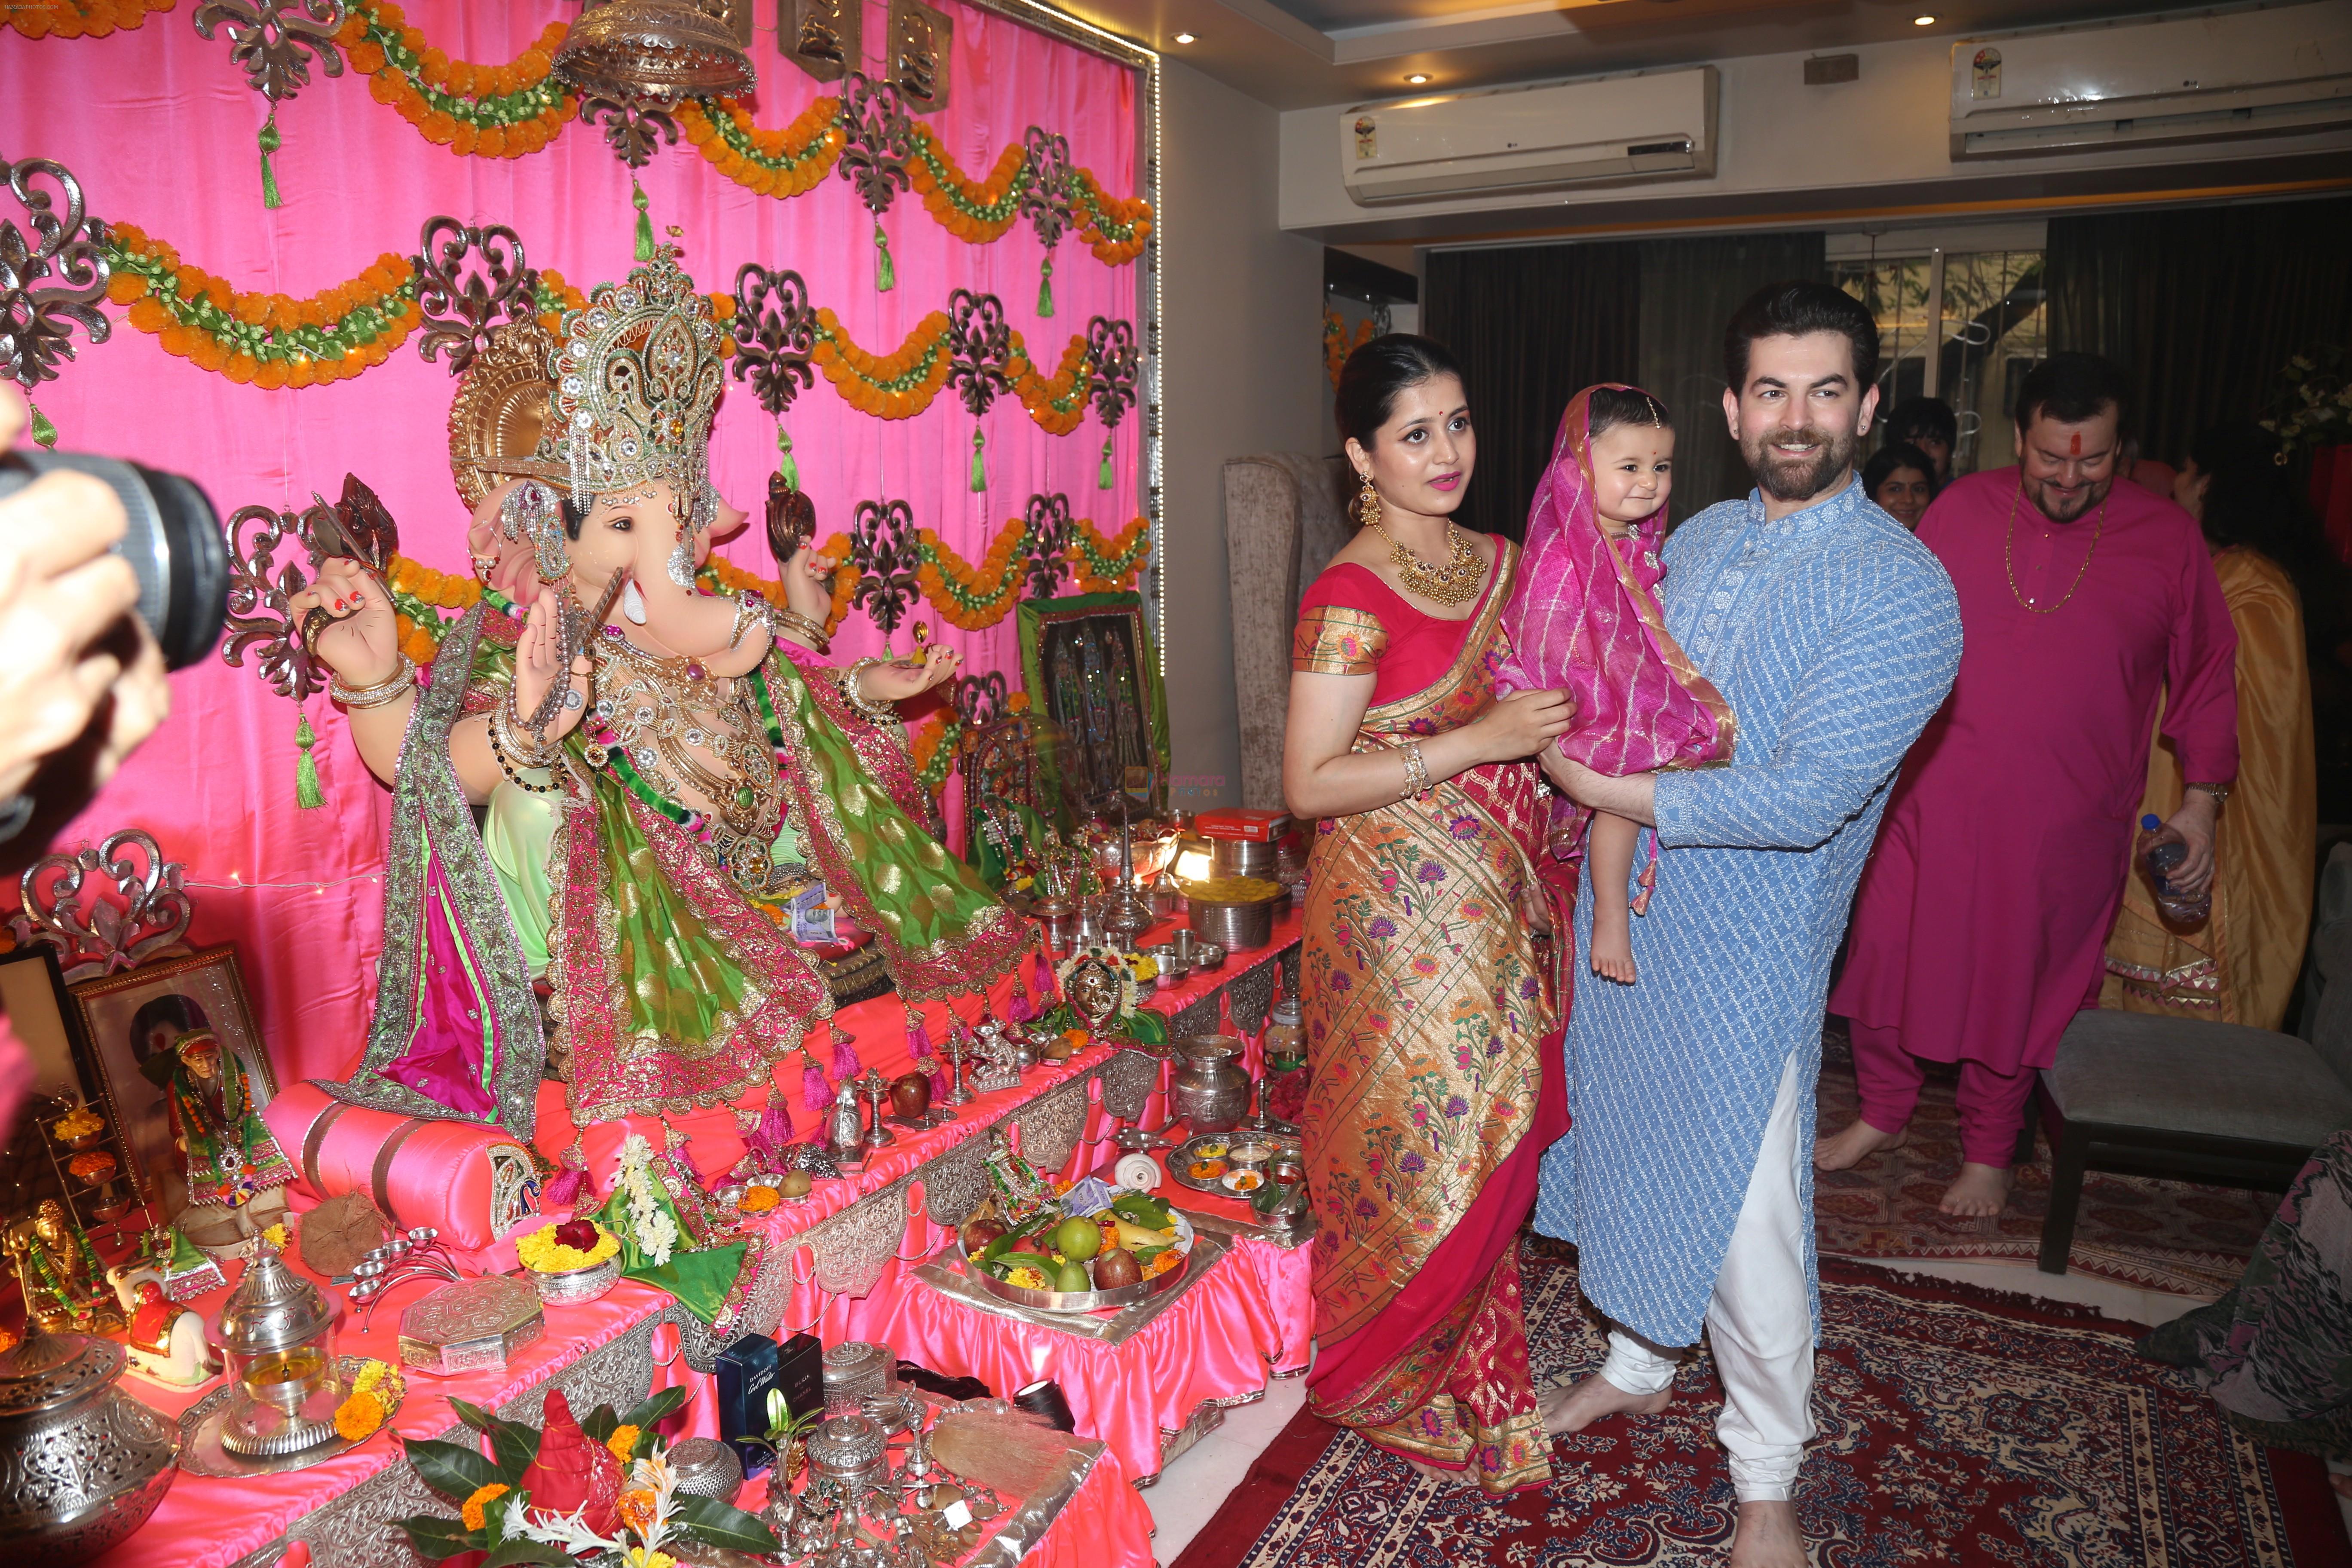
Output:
[617, 1133, 680, 1268]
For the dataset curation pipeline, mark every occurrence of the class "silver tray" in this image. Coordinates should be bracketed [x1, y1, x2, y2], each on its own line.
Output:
[1166, 1133, 1301, 1196]
[178, 1355, 403, 1478]
[962, 1211, 1195, 1313]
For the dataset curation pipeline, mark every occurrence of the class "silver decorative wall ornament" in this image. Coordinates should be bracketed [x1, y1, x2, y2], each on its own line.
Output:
[557, 0, 754, 169]
[885, 0, 952, 113]
[0, 156, 109, 450]
[221, 476, 404, 705]
[783, 0, 860, 84]
[8, 829, 196, 982]
[191, 0, 349, 208]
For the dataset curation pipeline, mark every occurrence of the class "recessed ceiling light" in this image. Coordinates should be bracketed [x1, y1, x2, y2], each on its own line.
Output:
[1173, 31, 1195, 43]
[1913, 13, 1935, 23]
[1405, 72, 1430, 84]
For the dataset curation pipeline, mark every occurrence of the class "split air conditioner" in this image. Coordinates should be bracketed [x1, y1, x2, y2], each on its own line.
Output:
[1950, 1, 2352, 159]
[1339, 66, 1718, 206]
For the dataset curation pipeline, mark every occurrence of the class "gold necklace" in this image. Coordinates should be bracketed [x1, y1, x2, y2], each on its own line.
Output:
[2003, 484, 2103, 615]
[1372, 521, 1484, 607]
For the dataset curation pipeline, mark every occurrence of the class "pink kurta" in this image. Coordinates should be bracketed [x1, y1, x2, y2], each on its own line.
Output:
[1831, 469, 2239, 1073]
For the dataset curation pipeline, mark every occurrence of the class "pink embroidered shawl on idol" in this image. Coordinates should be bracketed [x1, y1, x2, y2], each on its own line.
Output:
[1494, 385, 1733, 858]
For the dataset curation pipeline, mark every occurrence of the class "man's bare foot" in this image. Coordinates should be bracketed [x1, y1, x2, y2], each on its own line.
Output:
[1728, 1500, 1807, 1568]
[1813, 1117, 1907, 1171]
[1539, 1372, 1672, 1435]
[1590, 911, 1637, 984]
[1939, 1162, 2014, 1217]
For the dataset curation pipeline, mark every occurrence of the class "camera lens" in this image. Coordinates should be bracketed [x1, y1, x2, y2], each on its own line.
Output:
[0, 450, 228, 671]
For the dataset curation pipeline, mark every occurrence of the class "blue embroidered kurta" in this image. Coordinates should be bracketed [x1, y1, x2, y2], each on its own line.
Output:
[1531, 477, 1963, 1346]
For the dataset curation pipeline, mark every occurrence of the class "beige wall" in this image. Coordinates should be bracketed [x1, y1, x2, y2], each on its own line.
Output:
[1159, 60, 1326, 813]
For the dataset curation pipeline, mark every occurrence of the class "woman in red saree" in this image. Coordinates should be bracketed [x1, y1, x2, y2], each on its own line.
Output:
[1283, 336, 1575, 1494]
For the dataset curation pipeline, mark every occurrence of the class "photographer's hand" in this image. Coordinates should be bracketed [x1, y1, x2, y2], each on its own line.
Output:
[0, 386, 170, 807]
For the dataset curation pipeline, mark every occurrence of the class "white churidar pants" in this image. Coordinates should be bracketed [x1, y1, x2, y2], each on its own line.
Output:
[1596, 1050, 1813, 1501]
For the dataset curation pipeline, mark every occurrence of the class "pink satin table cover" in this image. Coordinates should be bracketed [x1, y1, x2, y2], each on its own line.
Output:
[89, 1267, 674, 1568]
[871, 1228, 1294, 1484]
[262, 1080, 535, 1257]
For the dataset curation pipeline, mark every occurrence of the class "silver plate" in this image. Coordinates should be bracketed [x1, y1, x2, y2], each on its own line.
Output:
[963, 1212, 1194, 1313]
[177, 1356, 403, 1479]
[1166, 1133, 1300, 1195]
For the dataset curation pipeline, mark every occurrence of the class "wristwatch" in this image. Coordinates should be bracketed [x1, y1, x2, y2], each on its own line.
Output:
[2187, 781, 2232, 807]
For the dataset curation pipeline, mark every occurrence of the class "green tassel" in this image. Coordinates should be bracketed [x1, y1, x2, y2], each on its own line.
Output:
[258, 112, 284, 210]
[294, 711, 324, 809]
[1038, 256, 1055, 318]
[874, 220, 895, 293]
[776, 425, 799, 492]
[970, 426, 987, 493]
[27, 401, 57, 450]
[633, 182, 654, 261]
[1099, 437, 1114, 490]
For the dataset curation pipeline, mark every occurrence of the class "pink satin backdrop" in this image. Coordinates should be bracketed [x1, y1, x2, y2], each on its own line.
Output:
[0, 1, 1139, 1091]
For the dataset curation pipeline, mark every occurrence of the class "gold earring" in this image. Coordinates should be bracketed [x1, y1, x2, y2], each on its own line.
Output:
[1356, 469, 1382, 529]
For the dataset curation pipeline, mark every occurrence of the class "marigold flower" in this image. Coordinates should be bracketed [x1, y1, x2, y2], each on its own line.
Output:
[617, 1486, 658, 1535]
[607, 1423, 642, 1463]
[334, 1390, 386, 1442]
[459, 1481, 509, 1531]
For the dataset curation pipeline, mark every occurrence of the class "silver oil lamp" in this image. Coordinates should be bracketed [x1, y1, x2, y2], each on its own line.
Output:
[214, 1240, 343, 1457]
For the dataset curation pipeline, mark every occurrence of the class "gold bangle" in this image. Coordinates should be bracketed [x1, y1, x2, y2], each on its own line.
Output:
[773, 604, 832, 655]
[839, 657, 897, 723]
[329, 654, 416, 709]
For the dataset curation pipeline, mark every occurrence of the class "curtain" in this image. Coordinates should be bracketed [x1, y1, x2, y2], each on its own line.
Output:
[1636, 232, 1828, 527]
[0, 1, 1139, 1087]
[2048, 197, 2352, 464]
[1422, 242, 1640, 542]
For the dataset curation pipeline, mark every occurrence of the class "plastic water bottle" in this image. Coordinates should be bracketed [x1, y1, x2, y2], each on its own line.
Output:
[2139, 813, 2212, 925]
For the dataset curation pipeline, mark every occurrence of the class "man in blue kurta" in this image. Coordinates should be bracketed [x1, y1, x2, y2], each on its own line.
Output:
[1533, 282, 1962, 1568]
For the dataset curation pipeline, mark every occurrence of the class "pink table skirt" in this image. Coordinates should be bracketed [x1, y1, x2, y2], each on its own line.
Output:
[95, 1280, 675, 1568]
[870, 1235, 1297, 1484]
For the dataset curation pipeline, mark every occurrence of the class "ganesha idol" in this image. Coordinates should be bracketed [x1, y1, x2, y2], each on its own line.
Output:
[291, 247, 1035, 1138]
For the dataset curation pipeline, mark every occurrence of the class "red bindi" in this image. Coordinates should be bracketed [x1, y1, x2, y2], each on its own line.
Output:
[2068, 431, 2082, 456]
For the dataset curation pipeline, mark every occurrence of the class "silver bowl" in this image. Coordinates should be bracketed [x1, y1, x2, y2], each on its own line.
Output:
[528, 1252, 622, 1307]
[1189, 939, 1226, 973]
[1144, 944, 1191, 987]
[964, 1213, 1196, 1313]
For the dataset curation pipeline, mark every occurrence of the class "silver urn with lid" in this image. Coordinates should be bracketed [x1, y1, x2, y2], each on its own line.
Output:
[0, 1326, 180, 1564]
[1172, 1034, 1253, 1134]
[214, 1239, 343, 1457]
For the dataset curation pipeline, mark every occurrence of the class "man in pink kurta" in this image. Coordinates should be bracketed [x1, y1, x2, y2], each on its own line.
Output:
[1826, 354, 2238, 1216]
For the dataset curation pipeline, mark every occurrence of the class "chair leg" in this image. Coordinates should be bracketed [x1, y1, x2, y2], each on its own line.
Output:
[2013, 1079, 2040, 1166]
[2040, 1123, 2089, 1275]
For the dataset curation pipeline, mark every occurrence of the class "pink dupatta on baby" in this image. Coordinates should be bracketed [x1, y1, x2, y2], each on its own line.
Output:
[1495, 385, 1734, 864]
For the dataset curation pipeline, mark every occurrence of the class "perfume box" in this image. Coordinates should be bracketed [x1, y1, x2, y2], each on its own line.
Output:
[714, 1332, 780, 1475]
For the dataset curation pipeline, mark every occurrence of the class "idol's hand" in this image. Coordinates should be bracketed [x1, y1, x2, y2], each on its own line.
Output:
[781, 541, 839, 627]
[287, 557, 400, 687]
[862, 641, 962, 702]
[511, 586, 593, 742]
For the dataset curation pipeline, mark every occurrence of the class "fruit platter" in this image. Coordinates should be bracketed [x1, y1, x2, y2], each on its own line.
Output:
[959, 1188, 1194, 1312]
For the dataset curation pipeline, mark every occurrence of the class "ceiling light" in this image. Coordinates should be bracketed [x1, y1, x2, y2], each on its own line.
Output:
[1173, 31, 1195, 43]
[1405, 72, 1430, 84]
[1913, 13, 1935, 23]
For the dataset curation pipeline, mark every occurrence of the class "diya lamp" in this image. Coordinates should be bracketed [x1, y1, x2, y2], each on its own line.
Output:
[939, 1023, 975, 1108]
[857, 1069, 897, 1151]
[213, 1238, 344, 1457]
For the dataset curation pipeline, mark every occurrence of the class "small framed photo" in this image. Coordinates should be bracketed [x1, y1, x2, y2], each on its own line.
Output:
[67, 944, 274, 1216]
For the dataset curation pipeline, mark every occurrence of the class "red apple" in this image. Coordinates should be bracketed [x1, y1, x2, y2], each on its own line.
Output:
[1009, 1234, 1045, 1256]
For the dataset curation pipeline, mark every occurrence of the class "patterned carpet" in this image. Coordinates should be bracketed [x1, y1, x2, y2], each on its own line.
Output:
[1176, 1249, 2352, 1568]
[1812, 1026, 2276, 1298]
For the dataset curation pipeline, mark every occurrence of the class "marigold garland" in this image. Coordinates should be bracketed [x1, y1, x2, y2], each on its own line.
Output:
[1323, 308, 1373, 392]
[1070, 517, 1152, 591]
[1, 0, 172, 40]
[105, 222, 423, 388]
[1071, 171, 1152, 265]
[680, 96, 845, 200]
[913, 514, 1152, 630]
[906, 124, 1030, 242]
[337, 2, 574, 158]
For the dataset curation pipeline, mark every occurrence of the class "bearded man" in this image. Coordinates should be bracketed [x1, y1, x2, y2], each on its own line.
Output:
[1534, 281, 1960, 1568]
[1825, 352, 2238, 1216]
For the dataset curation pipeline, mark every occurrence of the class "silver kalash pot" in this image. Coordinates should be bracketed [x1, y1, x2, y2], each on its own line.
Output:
[0, 1325, 181, 1564]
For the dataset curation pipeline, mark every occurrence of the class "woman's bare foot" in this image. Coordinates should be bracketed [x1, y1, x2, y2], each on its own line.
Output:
[1939, 1162, 2014, 1217]
[1590, 908, 1637, 984]
[1728, 1500, 1807, 1568]
[1539, 1372, 1672, 1435]
[1813, 1118, 1907, 1171]
[1395, 1452, 1478, 1490]
[2329, 1472, 2352, 1501]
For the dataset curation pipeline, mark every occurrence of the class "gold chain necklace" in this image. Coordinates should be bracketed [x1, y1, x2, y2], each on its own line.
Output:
[1372, 521, 1484, 607]
[2003, 484, 2103, 615]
